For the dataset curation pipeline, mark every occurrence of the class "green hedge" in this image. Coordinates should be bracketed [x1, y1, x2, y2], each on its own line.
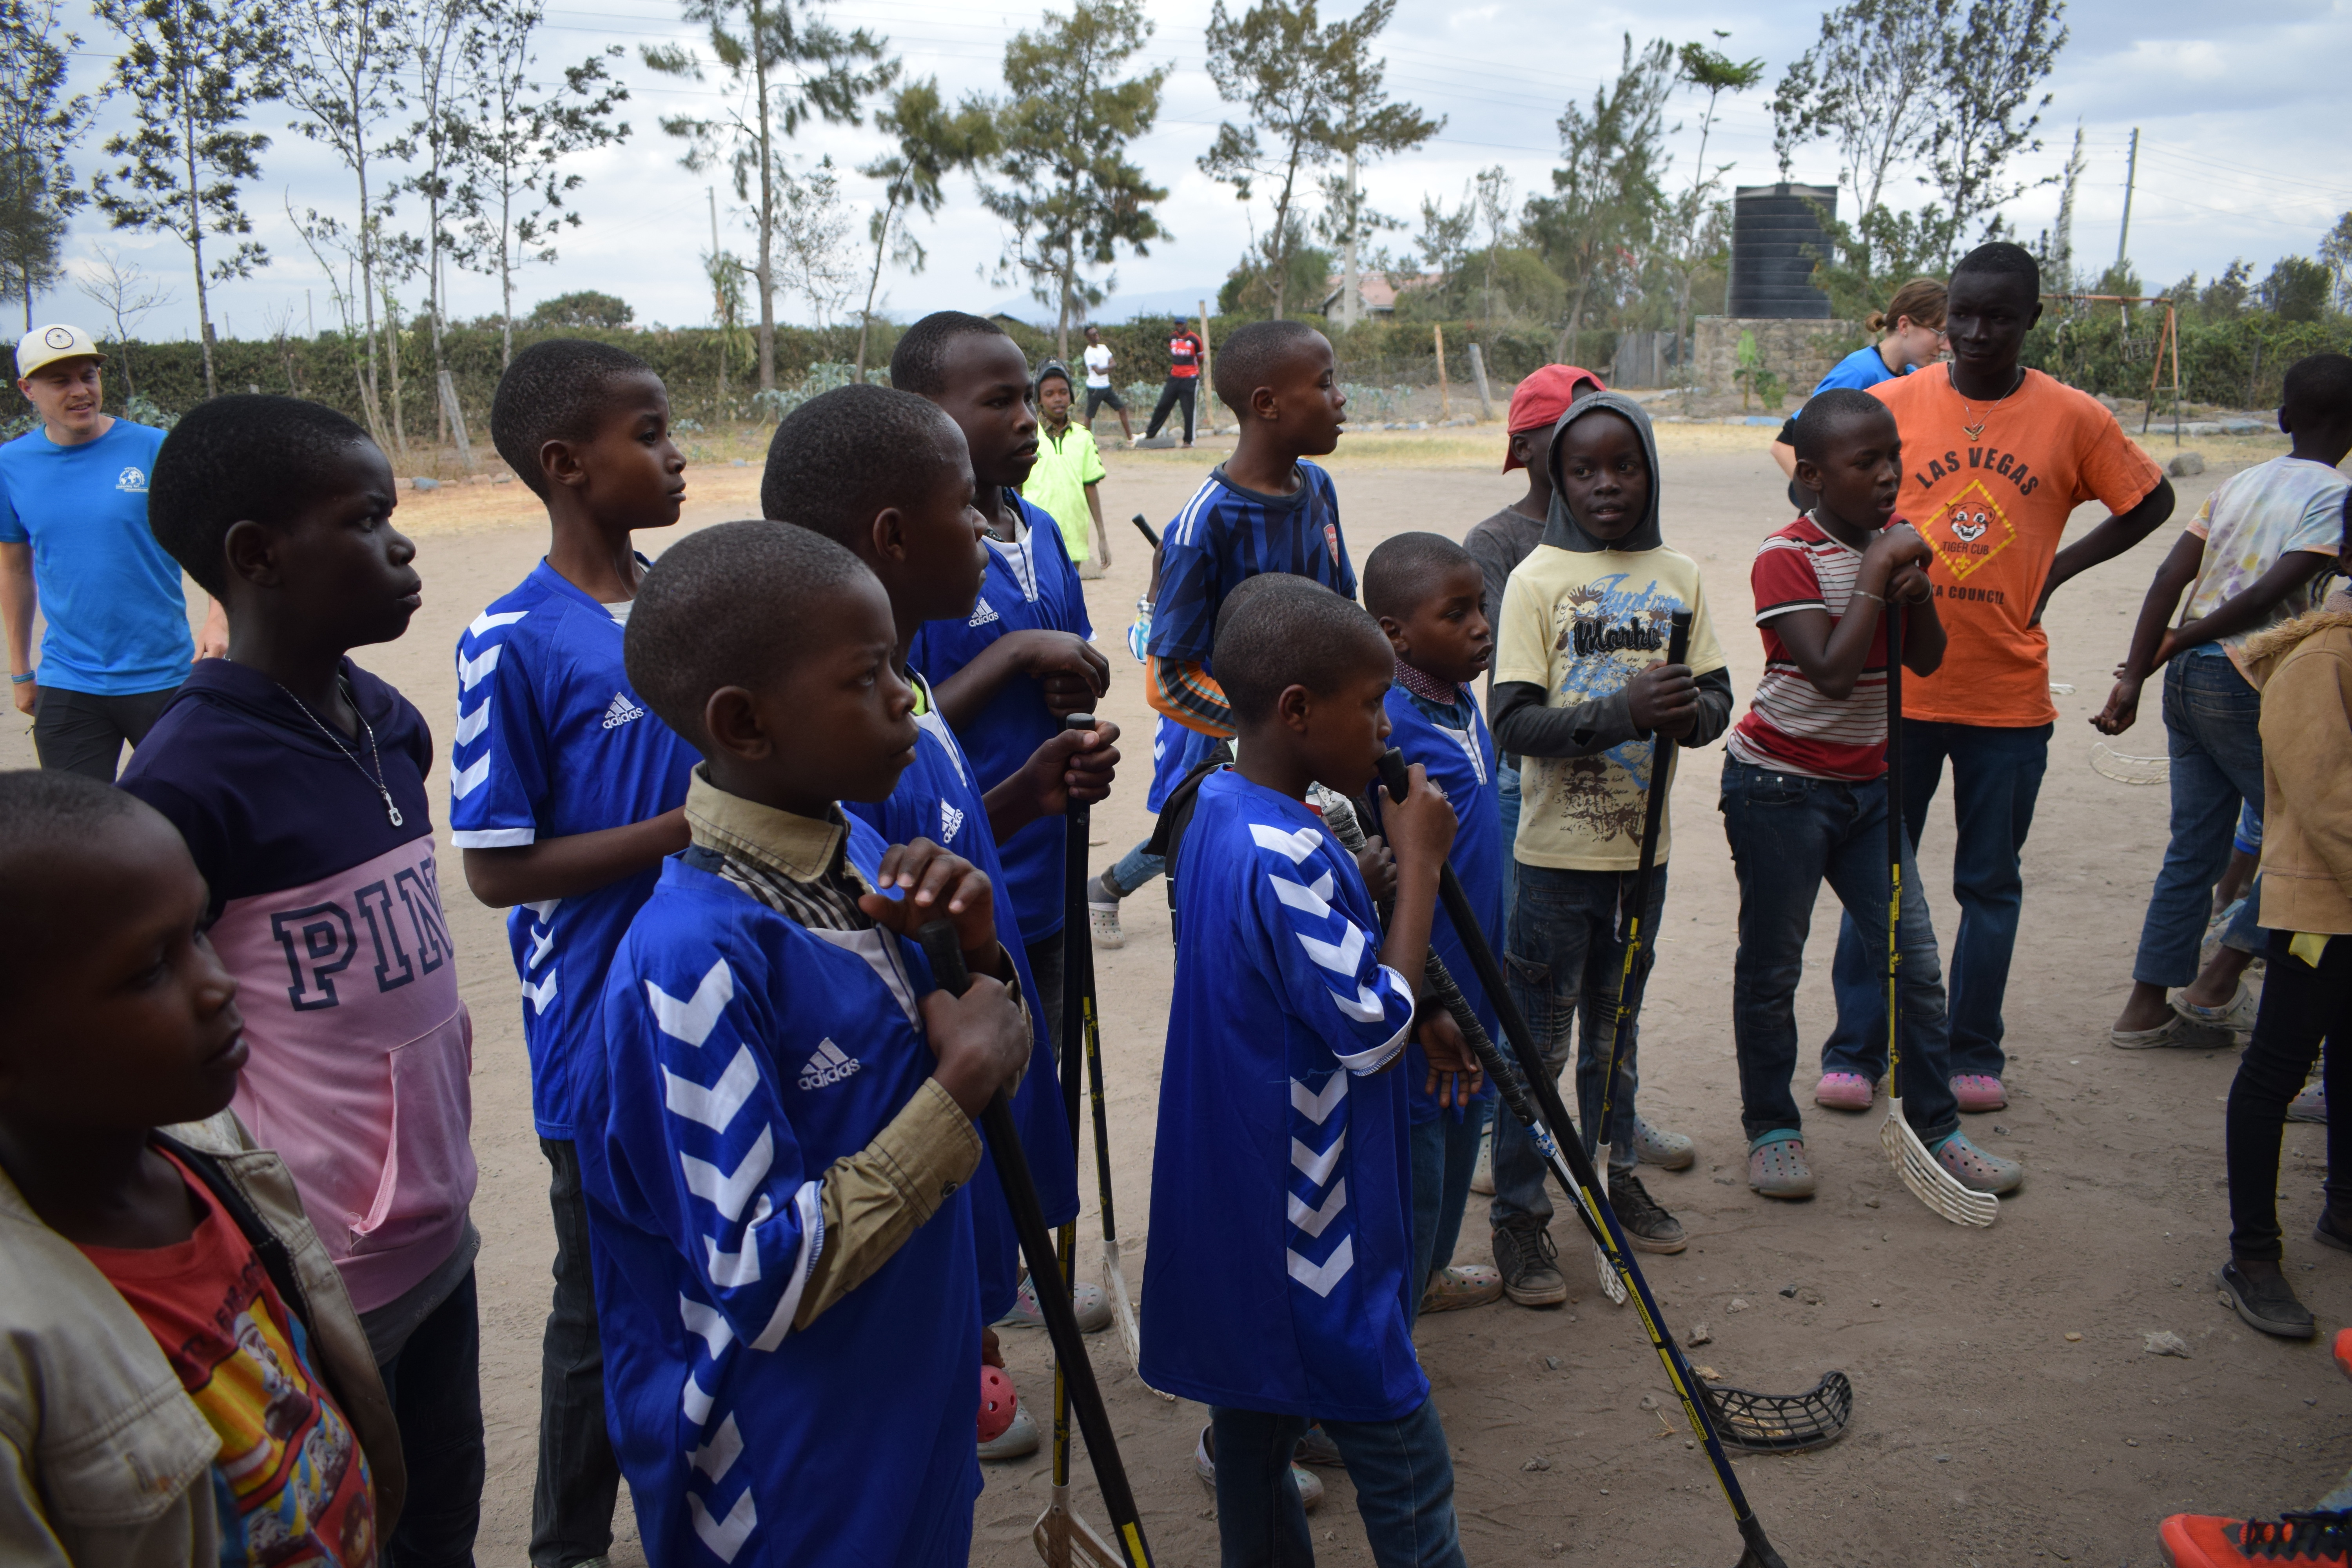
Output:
[2024, 310, 2350, 410]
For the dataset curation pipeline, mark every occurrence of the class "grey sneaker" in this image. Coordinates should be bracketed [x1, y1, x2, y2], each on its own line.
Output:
[1087, 873, 1125, 950]
[1608, 1171, 1686, 1254]
[1631, 1116, 1695, 1171]
[1492, 1217, 1568, 1307]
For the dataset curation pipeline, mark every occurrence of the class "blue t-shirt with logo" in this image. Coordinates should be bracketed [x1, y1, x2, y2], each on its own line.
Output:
[0, 419, 190, 693]
[1147, 461, 1356, 668]
[448, 561, 700, 1140]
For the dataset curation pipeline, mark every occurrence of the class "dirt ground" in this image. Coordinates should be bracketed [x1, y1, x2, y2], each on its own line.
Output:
[12, 419, 2346, 1568]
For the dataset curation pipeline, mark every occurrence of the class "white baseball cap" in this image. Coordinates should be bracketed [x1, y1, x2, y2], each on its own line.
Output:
[15, 324, 106, 379]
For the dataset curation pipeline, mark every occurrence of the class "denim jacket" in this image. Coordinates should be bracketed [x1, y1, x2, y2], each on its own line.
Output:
[0, 1110, 406, 1567]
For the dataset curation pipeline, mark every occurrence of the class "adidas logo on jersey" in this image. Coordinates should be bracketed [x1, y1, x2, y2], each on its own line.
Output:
[967, 599, 1001, 628]
[939, 802, 964, 844]
[798, 1037, 862, 1091]
[601, 691, 645, 729]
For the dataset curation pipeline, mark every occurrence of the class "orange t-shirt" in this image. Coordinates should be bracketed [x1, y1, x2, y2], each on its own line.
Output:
[1871, 366, 2163, 726]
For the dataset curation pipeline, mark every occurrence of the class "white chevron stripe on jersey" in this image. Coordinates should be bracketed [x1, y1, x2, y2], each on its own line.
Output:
[681, 1371, 715, 1424]
[521, 973, 559, 1013]
[1295, 919, 1366, 978]
[748, 1181, 822, 1351]
[526, 925, 554, 969]
[681, 1125, 773, 1221]
[450, 753, 492, 799]
[704, 1233, 762, 1287]
[1248, 822, 1325, 864]
[1286, 1235, 1355, 1297]
[466, 608, 528, 639]
[689, 1414, 745, 1483]
[1289, 1071, 1348, 1124]
[1286, 1178, 1348, 1238]
[453, 698, 490, 746]
[1268, 870, 1334, 920]
[647, 959, 734, 1047]
[457, 643, 503, 691]
[688, 1490, 757, 1563]
[1332, 982, 1386, 1024]
[1290, 1130, 1345, 1186]
[679, 1294, 734, 1358]
[665, 1045, 760, 1132]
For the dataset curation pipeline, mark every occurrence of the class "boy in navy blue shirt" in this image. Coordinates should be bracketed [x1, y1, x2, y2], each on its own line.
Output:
[1363, 532, 1504, 1319]
[1147, 319, 1354, 740]
[891, 311, 1108, 1054]
[122, 395, 483, 1566]
[1142, 582, 1473, 1566]
[453, 338, 700, 1568]
[761, 382, 1116, 1457]
[584, 520, 1032, 1566]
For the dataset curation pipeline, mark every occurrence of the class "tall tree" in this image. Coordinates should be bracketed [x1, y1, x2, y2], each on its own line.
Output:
[771, 154, 854, 328]
[93, 0, 284, 397]
[1523, 34, 1673, 363]
[2319, 212, 2352, 316]
[75, 242, 172, 394]
[643, 0, 892, 390]
[853, 77, 993, 376]
[1769, 0, 1949, 219]
[1201, 0, 1427, 321]
[1924, 0, 2065, 244]
[451, 0, 629, 366]
[0, 0, 93, 331]
[282, 0, 409, 443]
[1662, 36, 1762, 365]
[980, 0, 1167, 359]
[1315, 4, 1437, 329]
[403, 0, 470, 442]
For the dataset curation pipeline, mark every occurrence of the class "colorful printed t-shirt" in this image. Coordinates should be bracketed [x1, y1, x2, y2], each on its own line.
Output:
[1492, 542, 1728, 870]
[1727, 514, 1891, 782]
[2180, 455, 2350, 679]
[447, 561, 699, 1140]
[1148, 462, 1356, 667]
[0, 419, 191, 693]
[1142, 769, 1421, 1420]
[1871, 366, 2163, 727]
[82, 1151, 377, 1568]
[1020, 421, 1107, 564]
[119, 659, 475, 1315]
[908, 495, 1094, 944]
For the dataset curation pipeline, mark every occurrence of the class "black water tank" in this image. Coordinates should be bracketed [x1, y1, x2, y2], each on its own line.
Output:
[1729, 183, 1836, 319]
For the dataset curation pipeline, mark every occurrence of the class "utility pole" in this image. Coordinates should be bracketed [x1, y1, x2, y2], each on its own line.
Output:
[2115, 127, 2138, 274]
[710, 187, 727, 421]
[1339, 149, 1361, 328]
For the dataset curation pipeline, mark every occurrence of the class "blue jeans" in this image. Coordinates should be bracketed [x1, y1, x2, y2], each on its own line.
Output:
[1497, 762, 1522, 917]
[1408, 1101, 1490, 1325]
[1489, 862, 1665, 1231]
[1210, 1399, 1465, 1568]
[2132, 651, 2267, 987]
[1105, 838, 1166, 898]
[1824, 719, 2052, 1082]
[1720, 759, 1959, 1143]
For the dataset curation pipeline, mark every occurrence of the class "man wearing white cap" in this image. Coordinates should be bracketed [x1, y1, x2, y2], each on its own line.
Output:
[1, 324, 224, 779]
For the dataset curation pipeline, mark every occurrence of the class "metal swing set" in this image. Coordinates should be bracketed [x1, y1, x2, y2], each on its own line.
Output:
[2043, 292, 2185, 446]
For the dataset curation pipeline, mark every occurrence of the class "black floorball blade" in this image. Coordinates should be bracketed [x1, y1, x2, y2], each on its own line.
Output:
[1706, 1370, 1854, 1455]
[1735, 1514, 1791, 1568]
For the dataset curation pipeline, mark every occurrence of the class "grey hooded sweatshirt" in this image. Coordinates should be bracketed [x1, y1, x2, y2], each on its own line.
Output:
[1489, 390, 1735, 760]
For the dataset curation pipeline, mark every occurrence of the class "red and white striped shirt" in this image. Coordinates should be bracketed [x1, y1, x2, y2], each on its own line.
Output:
[1727, 514, 1889, 782]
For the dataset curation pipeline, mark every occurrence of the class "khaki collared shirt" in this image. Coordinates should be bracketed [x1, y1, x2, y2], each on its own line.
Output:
[681, 768, 992, 1328]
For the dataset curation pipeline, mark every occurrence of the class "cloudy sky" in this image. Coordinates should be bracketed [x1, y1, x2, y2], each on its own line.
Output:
[25, 0, 2352, 344]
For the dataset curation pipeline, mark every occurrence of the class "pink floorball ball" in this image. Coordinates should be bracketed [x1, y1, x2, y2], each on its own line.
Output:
[978, 1365, 1018, 1444]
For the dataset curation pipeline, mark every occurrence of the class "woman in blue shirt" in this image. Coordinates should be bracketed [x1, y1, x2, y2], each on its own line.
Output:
[1771, 276, 1948, 507]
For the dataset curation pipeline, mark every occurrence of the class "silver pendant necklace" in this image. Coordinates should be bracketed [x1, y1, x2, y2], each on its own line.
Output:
[278, 679, 404, 827]
[1956, 365, 2025, 442]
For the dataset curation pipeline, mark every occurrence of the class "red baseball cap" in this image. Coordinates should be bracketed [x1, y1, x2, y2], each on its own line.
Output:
[1503, 364, 1607, 470]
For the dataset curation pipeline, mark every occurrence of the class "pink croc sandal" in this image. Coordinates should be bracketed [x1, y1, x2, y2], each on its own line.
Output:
[1949, 1074, 2007, 1114]
[1813, 1072, 1876, 1112]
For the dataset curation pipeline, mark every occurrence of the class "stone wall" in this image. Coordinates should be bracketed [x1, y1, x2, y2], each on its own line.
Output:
[1691, 316, 1860, 403]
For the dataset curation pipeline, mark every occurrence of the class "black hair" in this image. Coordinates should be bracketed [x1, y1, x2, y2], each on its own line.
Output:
[2282, 353, 2352, 428]
[889, 310, 1011, 397]
[1212, 319, 1328, 416]
[149, 394, 377, 597]
[759, 384, 964, 549]
[1212, 576, 1389, 727]
[1790, 387, 1899, 466]
[1951, 241, 2041, 296]
[490, 338, 661, 498]
[1211, 569, 1325, 644]
[1362, 532, 1478, 622]
[624, 520, 878, 751]
[0, 769, 149, 972]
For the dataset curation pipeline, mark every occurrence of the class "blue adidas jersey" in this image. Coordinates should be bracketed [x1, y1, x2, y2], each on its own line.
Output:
[1146, 715, 1220, 815]
[908, 496, 1094, 945]
[843, 688, 1080, 1320]
[583, 820, 981, 1568]
[1140, 769, 1423, 1421]
[1146, 462, 1356, 666]
[449, 561, 699, 1140]
[1372, 683, 1503, 1123]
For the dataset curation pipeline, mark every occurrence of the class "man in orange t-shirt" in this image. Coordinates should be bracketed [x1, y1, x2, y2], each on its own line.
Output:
[1818, 243, 2171, 1113]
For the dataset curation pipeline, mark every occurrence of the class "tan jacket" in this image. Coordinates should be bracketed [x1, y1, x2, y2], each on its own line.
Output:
[0, 1111, 405, 1568]
[2243, 596, 2352, 935]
